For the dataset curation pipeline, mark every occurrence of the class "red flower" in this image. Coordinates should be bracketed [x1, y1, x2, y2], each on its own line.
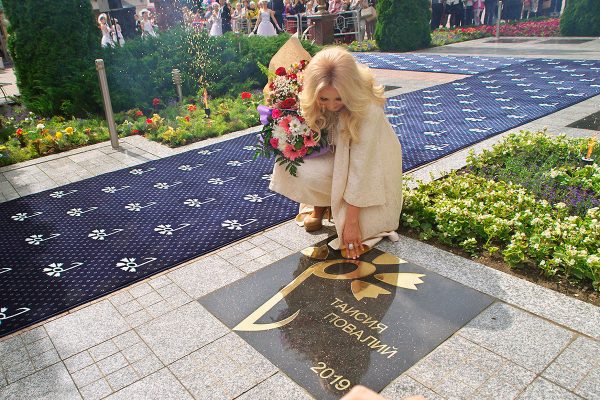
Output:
[271, 108, 282, 119]
[15, 128, 23, 137]
[187, 104, 197, 112]
[275, 67, 287, 76]
[287, 73, 297, 81]
[300, 60, 307, 67]
[135, 110, 144, 117]
[146, 118, 153, 124]
[185, 115, 190, 122]
[280, 98, 296, 109]
[241, 92, 252, 99]
[132, 129, 140, 134]
[269, 137, 279, 149]
[152, 98, 161, 106]
[269, 82, 275, 89]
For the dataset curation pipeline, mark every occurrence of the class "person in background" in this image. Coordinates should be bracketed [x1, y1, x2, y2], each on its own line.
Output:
[293, 0, 306, 14]
[209, 2, 223, 36]
[464, 0, 474, 25]
[473, 0, 484, 24]
[113, 18, 125, 46]
[253, 0, 282, 35]
[232, 2, 243, 32]
[284, 0, 294, 15]
[98, 14, 115, 48]
[484, 0, 497, 24]
[445, 0, 463, 27]
[328, 0, 343, 13]
[271, 0, 285, 32]
[220, 0, 233, 33]
[140, 9, 158, 37]
[133, 14, 142, 35]
[430, 0, 445, 30]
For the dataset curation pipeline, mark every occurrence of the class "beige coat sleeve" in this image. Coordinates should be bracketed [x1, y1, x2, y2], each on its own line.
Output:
[343, 105, 387, 208]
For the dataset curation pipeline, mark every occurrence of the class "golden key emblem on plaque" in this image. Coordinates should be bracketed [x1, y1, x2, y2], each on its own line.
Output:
[234, 246, 425, 332]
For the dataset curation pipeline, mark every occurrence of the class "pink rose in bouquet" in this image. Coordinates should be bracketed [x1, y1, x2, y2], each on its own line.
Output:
[254, 59, 326, 176]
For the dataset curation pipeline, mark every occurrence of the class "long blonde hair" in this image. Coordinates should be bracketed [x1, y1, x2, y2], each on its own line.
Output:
[299, 46, 385, 142]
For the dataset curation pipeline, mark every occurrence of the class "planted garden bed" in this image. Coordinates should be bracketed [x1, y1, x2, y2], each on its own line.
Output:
[400, 130, 599, 302]
[0, 94, 260, 166]
[431, 18, 560, 46]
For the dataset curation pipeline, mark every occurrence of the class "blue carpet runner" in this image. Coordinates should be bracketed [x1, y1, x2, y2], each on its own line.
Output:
[0, 135, 296, 336]
[390, 58, 600, 170]
[1, 58, 599, 337]
[353, 52, 528, 74]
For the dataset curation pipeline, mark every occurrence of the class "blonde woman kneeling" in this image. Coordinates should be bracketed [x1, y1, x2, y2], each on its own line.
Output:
[269, 47, 403, 259]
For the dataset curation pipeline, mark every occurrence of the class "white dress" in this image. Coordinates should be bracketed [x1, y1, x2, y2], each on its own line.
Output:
[256, 10, 277, 36]
[100, 24, 114, 48]
[142, 20, 158, 37]
[209, 11, 223, 36]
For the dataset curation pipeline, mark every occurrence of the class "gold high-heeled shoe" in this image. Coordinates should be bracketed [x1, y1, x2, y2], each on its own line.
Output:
[303, 206, 331, 232]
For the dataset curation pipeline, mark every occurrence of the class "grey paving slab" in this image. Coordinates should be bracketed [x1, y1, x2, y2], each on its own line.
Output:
[517, 377, 582, 399]
[459, 302, 573, 374]
[262, 221, 333, 252]
[236, 372, 313, 400]
[169, 332, 277, 400]
[44, 300, 130, 359]
[542, 336, 600, 392]
[167, 254, 245, 298]
[575, 367, 600, 400]
[0, 327, 63, 384]
[79, 378, 112, 400]
[381, 374, 444, 400]
[0, 363, 82, 400]
[106, 368, 193, 400]
[405, 333, 536, 399]
[135, 302, 229, 365]
[377, 237, 600, 339]
[64, 351, 95, 374]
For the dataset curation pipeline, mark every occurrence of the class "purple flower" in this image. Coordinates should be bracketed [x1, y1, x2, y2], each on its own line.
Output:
[257, 105, 272, 126]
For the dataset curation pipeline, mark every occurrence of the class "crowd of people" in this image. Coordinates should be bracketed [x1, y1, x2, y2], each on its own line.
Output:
[432, 0, 561, 30]
[97, 8, 159, 48]
[182, 0, 377, 40]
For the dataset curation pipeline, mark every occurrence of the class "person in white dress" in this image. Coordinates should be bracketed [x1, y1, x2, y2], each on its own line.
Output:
[114, 18, 125, 46]
[98, 14, 115, 48]
[140, 9, 158, 38]
[252, 0, 281, 36]
[209, 2, 223, 36]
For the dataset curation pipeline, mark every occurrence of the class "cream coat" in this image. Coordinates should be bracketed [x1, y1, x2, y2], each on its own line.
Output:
[269, 102, 403, 244]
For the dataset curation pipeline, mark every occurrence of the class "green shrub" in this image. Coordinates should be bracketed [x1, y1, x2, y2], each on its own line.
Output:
[466, 131, 599, 217]
[402, 172, 600, 290]
[560, 0, 600, 36]
[102, 29, 320, 112]
[374, 0, 431, 51]
[3, 0, 102, 117]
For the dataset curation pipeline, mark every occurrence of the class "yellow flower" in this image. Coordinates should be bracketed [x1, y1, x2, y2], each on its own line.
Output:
[65, 127, 74, 135]
[151, 114, 162, 123]
[44, 134, 53, 142]
[55, 132, 63, 140]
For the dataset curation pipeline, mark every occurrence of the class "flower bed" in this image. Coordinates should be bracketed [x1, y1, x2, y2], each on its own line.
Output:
[401, 131, 599, 291]
[0, 94, 260, 166]
[431, 18, 560, 46]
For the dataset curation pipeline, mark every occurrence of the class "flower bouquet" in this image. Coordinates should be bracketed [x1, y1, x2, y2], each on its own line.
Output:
[254, 60, 326, 177]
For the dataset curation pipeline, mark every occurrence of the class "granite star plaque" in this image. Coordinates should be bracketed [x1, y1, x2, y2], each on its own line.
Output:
[200, 243, 495, 399]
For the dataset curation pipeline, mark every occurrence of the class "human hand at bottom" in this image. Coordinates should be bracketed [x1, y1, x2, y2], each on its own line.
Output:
[341, 385, 426, 400]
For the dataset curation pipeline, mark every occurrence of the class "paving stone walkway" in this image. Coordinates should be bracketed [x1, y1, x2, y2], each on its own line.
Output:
[1, 38, 599, 399]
